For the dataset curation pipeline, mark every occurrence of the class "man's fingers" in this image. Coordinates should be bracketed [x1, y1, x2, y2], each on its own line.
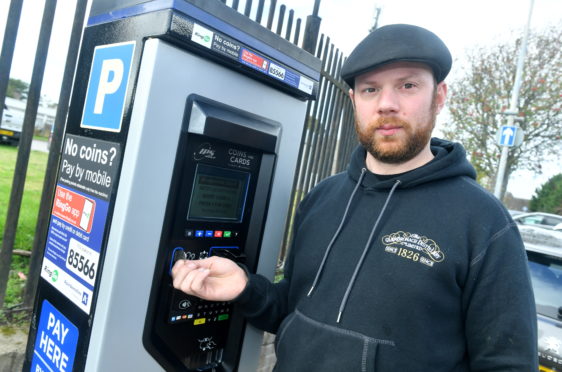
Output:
[172, 260, 197, 289]
[190, 268, 211, 294]
[178, 268, 211, 297]
[172, 260, 197, 275]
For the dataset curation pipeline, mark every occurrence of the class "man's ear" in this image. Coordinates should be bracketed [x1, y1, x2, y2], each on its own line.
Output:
[435, 82, 447, 113]
[348, 88, 355, 109]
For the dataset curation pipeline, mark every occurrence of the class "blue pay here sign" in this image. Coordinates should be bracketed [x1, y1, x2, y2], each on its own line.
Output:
[81, 41, 135, 132]
[31, 300, 79, 372]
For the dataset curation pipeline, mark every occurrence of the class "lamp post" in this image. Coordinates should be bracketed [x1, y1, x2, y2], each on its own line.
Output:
[493, 0, 535, 199]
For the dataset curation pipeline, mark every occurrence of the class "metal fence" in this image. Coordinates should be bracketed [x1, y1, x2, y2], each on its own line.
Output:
[219, 0, 357, 260]
[0, 0, 357, 309]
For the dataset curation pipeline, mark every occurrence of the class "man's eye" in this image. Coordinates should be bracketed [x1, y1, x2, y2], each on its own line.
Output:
[363, 87, 377, 93]
[403, 83, 416, 89]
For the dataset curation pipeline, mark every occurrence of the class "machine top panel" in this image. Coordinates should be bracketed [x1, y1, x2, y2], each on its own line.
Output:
[88, 0, 321, 83]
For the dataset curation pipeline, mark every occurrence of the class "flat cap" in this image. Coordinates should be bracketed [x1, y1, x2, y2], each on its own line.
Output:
[341, 24, 452, 87]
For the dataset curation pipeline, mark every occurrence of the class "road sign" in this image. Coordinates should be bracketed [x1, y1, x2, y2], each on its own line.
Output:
[498, 125, 518, 146]
[81, 41, 136, 133]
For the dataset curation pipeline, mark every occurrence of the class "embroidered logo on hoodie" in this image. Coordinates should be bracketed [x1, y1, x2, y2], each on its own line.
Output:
[382, 231, 445, 267]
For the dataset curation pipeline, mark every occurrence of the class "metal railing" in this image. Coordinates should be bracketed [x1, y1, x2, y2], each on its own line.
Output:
[221, 0, 357, 261]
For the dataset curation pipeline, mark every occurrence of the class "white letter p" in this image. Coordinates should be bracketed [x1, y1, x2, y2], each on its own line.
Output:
[94, 59, 124, 114]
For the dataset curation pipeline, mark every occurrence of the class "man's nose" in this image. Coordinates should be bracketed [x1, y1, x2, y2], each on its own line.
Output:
[377, 88, 399, 115]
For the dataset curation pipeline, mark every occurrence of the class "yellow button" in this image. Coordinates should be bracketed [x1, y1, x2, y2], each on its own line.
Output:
[194, 318, 206, 325]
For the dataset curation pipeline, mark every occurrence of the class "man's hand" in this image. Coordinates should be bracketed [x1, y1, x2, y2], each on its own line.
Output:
[171, 256, 248, 301]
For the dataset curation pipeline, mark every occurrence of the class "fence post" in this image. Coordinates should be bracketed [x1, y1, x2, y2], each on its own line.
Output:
[302, 0, 321, 54]
[0, 0, 24, 127]
[0, 0, 57, 309]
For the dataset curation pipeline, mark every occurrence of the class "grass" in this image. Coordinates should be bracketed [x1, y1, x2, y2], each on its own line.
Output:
[33, 135, 48, 142]
[0, 144, 48, 309]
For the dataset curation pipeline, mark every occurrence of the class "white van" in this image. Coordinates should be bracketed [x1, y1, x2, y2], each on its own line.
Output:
[1, 103, 24, 145]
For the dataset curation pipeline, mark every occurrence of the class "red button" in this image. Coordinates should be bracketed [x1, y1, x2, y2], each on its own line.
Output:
[214, 231, 223, 238]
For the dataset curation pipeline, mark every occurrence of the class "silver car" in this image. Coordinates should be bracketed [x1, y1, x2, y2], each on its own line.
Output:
[526, 243, 562, 372]
[514, 212, 562, 249]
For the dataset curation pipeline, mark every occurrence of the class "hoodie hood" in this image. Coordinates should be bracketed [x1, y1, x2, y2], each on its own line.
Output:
[348, 138, 477, 189]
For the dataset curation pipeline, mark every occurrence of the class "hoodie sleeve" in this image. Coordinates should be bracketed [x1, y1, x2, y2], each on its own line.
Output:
[232, 203, 302, 334]
[463, 223, 538, 371]
[232, 272, 290, 334]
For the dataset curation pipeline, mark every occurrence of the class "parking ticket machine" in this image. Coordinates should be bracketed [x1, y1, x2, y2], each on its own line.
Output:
[23, 0, 320, 371]
[143, 95, 281, 370]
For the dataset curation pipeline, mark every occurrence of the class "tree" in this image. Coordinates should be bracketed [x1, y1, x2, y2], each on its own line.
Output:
[530, 174, 562, 214]
[6, 78, 29, 99]
[442, 25, 562, 198]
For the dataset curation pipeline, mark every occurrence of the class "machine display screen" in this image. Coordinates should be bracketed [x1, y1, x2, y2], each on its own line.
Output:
[187, 164, 249, 222]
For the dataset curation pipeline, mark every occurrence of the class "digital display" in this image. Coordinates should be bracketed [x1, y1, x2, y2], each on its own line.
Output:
[187, 164, 249, 222]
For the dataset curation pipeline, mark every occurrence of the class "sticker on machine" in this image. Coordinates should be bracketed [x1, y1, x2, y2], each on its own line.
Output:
[192, 23, 213, 49]
[211, 33, 241, 60]
[298, 75, 314, 95]
[81, 41, 135, 132]
[41, 184, 108, 314]
[240, 48, 269, 73]
[31, 300, 79, 372]
[58, 134, 121, 201]
[52, 185, 96, 233]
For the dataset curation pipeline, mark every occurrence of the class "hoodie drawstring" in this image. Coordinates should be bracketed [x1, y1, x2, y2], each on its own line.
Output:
[336, 179, 401, 323]
[307, 168, 367, 297]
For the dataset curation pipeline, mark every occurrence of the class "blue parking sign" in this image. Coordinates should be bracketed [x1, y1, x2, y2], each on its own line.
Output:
[31, 300, 79, 372]
[81, 41, 135, 132]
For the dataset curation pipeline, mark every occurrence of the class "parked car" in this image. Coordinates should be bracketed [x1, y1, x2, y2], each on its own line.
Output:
[514, 212, 562, 249]
[514, 212, 562, 230]
[526, 243, 562, 371]
[509, 209, 526, 217]
[0, 103, 24, 145]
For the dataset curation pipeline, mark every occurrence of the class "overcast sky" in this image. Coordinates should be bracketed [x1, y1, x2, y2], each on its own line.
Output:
[0, 0, 560, 199]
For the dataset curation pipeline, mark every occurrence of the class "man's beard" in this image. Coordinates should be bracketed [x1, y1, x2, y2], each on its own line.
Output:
[354, 99, 438, 164]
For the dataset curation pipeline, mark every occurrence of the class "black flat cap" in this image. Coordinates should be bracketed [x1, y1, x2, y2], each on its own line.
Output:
[341, 24, 452, 87]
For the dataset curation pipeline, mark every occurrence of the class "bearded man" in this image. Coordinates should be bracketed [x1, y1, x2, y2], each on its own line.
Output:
[172, 24, 538, 371]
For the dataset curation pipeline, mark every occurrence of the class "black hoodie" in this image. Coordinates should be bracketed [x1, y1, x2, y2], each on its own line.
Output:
[236, 139, 538, 371]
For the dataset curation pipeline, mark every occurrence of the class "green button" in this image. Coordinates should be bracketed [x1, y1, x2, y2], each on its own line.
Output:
[223, 231, 232, 238]
[218, 314, 229, 321]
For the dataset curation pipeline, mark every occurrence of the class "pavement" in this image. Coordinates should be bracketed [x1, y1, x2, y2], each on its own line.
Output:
[0, 328, 27, 371]
[31, 139, 49, 153]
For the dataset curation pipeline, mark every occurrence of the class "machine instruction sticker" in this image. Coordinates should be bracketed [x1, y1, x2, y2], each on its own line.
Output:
[52, 186, 96, 234]
[59, 134, 121, 201]
[240, 48, 269, 73]
[31, 300, 79, 372]
[189, 21, 316, 96]
[81, 41, 135, 132]
[39, 134, 117, 313]
[192, 23, 213, 48]
[41, 184, 108, 314]
[211, 33, 240, 59]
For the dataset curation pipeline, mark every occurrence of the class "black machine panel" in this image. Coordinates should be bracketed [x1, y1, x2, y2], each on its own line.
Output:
[144, 95, 279, 371]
